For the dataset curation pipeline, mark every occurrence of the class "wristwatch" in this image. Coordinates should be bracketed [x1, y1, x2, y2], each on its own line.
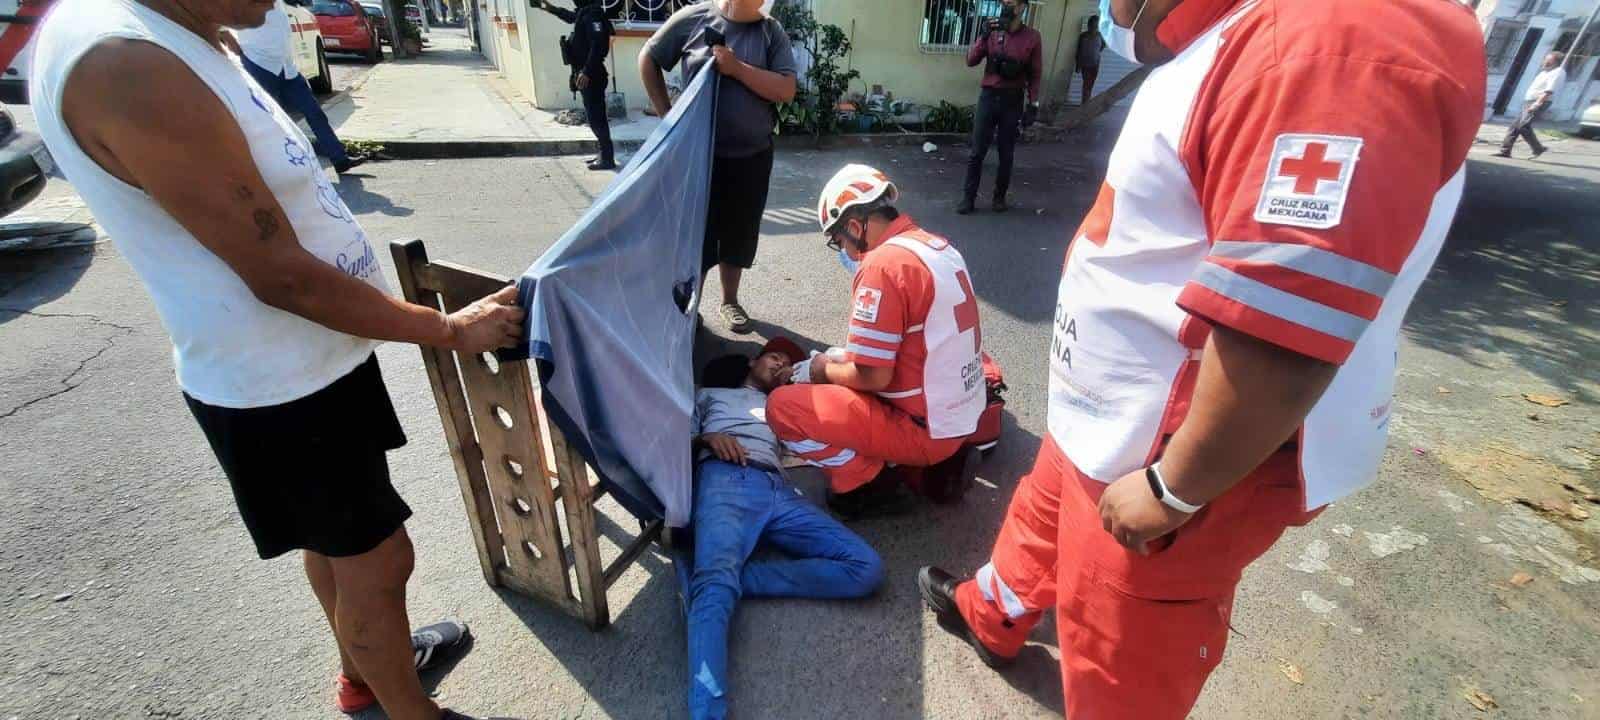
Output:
[1146, 462, 1205, 514]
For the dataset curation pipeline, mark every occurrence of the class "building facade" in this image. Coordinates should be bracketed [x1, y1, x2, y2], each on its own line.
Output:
[471, 0, 1099, 116]
[1478, 0, 1600, 122]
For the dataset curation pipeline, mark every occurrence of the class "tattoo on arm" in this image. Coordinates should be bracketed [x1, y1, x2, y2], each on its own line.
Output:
[252, 208, 281, 244]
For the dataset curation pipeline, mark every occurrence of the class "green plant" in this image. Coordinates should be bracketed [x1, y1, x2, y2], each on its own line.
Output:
[925, 101, 975, 134]
[772, 3, 858, 137]
[397, 17, 422, 43]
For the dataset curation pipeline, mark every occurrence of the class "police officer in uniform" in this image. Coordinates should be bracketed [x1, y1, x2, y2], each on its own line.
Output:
[533, 0, 616, 170]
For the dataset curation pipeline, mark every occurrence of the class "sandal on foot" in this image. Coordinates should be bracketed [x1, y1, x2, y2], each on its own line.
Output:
[413, 618, 471, 672]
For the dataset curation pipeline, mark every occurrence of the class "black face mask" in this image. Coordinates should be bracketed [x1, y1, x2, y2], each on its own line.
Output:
[999, 7, 1017, 24]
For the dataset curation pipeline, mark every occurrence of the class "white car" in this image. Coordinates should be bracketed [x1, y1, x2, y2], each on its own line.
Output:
[1580, 100, 1600, 140]
[0, 0, 331, 101]
[282, 0, 333, 94]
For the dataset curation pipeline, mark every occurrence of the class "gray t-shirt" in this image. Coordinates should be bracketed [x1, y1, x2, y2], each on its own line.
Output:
[644, 3, 796, 158]
[691, 386, 782, 471]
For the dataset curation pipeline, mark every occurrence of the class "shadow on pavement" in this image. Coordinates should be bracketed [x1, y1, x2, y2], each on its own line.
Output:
[0, 244, 96, 324]
[339, 174, 416, 217]
[1404, 157, 1600, 403]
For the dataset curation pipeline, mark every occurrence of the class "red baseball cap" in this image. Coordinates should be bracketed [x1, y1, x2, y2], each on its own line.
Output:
[759, 337, 805, 366]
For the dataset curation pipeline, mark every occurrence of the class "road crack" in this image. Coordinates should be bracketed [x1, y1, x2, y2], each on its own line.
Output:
[0, 310, 135, 421]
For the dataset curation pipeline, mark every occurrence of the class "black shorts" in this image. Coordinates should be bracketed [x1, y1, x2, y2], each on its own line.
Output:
[703, 145, 775, 273]
[185, 354, 412, 560]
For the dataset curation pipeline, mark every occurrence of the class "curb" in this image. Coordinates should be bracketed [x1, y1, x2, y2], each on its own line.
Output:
[349, 138, 647, 160]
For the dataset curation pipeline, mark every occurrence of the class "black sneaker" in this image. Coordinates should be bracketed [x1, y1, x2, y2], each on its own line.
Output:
[956, 198, 976, 215]
[1492, 150, 1513, 158]
[922, 446, 980, 505]
[827, 471, 915, 519]
[1531, 148, 1547, 159]
[992, 196, 1010, 213]
[587, 158, 618, 171]
[334, 156, 367, 174]
[918, 566, 1015, 669]
[413, 619, 471, 671]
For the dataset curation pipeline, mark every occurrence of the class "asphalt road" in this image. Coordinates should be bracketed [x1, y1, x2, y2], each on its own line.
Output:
[1, 121, 1597, 719]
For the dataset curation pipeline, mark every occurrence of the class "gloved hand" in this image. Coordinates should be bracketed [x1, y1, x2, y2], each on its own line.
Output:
[1022, 102, 1039, 129]
[789, 360, 813, 385]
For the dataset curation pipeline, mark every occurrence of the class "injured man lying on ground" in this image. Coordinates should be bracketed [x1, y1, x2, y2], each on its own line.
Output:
[680, 337, 885, 720]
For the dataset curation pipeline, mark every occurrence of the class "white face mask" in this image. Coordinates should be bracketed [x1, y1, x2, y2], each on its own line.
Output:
[1098, 0, 1149, 63]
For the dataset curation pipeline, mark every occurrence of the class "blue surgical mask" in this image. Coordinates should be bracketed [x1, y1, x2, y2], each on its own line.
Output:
[838, 248, 860, 276]
[1098, 0, 1148, 63]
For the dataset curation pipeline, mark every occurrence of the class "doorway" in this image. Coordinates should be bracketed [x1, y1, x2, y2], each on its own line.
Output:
[1494, 27, 1545, 115]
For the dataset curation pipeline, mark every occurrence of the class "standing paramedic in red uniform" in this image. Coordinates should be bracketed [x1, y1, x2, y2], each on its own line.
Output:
[918, 0, 1486, 717]
[767, 164, 986, 518]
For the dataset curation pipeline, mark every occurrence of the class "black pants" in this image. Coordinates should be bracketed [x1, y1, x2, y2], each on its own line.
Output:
[703, 146, 775, 273]
[579, 70, 614, 164]
[1501, 100, 1549, 155]
[965, 87, 1025, 202]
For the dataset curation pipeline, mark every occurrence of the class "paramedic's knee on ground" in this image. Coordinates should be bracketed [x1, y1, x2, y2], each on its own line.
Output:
[766, 384, 963, 493]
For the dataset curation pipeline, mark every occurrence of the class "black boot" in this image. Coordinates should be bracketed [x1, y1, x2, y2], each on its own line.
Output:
[918, 566, 1016, 669]
[922, 446, 980, 505]
[827, 469, 916, 519]
[992, 195, 1010, 213]
[956, 197, 976, 215]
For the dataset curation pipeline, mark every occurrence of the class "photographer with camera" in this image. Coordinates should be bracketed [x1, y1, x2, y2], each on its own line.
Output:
[959, 0, 1042, 215]
[533, 0, 616, 171]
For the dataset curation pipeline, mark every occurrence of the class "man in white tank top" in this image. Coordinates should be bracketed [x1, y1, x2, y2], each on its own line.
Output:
[29, 1, 517, 718]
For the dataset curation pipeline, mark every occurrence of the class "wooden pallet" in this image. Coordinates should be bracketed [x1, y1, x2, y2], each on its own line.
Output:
[391, 239, 663, 630]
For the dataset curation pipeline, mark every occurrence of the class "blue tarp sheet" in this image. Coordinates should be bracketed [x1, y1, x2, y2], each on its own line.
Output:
[511, 66, 719, 528]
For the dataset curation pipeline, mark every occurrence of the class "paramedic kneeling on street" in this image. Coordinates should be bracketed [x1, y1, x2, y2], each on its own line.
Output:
[767, 165, 986, 518]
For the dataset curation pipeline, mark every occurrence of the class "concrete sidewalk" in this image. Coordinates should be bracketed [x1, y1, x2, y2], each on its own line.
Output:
[327, 28, 659, 158]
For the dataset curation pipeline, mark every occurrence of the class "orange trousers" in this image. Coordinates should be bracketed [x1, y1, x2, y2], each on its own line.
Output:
[955, 437, 1320, 719]
[766, 385, 964, 493]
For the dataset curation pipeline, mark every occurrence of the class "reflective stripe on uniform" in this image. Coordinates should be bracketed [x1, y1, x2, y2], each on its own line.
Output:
[784, 439, 828, 454]
[1209, 240, 1395, 297]
[1190, 262, 1368, 343]
[850, 327, 903, 344]
[808, 448, 857, 468]
[976, 562, 1029, 619]
[846, 343, 897, 361]
[877, 388, 923, 399]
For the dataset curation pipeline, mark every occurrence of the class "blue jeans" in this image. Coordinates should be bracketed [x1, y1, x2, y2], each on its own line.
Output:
[241, 57, 349, 164]
[686, 461, 884, 720]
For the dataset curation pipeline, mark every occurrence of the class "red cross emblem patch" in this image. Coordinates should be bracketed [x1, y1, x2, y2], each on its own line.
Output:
[853, 287, 883, 323]
[1254, 134, 1363, 230]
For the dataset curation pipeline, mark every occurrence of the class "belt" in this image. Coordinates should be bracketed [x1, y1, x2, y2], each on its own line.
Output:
[696, 455, 783, 475]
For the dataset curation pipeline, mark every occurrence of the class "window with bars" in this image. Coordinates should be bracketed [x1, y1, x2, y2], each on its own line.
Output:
[1485, 22, 1524, 72]
[1516, 0, 1553, 14]
[600, 0, 702, 29]
[920, 0, 1042, 53]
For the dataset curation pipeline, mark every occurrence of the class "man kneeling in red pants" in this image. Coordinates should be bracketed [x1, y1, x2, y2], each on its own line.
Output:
[917, 0, 1486, 716]
[767, 164, 986, 518]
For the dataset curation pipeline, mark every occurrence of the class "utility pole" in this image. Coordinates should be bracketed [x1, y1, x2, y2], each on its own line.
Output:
[1564, 0, 1599, 74]
[383, 0, 409, 58]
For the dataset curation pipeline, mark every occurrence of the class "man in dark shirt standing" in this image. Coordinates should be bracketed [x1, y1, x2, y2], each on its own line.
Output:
[1076, 18, 1104, 105]
[533, 0, 616, 170]
[639, 0, 796, 335]
[959, 0, 1043, 215]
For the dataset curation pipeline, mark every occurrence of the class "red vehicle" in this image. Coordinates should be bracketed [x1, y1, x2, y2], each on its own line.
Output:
[310, 0, 383, 64]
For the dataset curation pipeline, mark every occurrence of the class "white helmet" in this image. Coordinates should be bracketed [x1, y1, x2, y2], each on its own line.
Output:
[817, 164, 898, 236]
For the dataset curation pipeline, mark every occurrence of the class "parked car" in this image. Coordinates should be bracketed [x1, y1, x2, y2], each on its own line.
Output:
[0, 102, 48, 218]
[1580, 100, 1600, 140]
[311, 0, 383, 64]
[280, 0, 334, 93]
[359, 1, 391, 45]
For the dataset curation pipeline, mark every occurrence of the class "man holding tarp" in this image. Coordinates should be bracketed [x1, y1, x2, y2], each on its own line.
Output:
[640, 0, 796, 335]
[768, 165, 986, 518]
